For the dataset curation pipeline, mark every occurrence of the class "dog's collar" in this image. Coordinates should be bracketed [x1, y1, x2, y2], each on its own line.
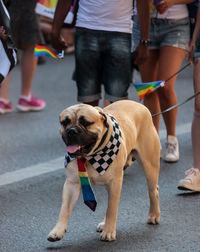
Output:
[86, 115, 122, 174]
[64, 115, 122, 175]
[92, 116, 110, 153]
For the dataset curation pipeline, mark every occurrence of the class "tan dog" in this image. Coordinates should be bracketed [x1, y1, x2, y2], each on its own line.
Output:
[48, 100, 160, 242]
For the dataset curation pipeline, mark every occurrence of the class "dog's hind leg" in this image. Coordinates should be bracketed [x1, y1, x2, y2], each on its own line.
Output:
[146, 172, 160, 224]
[48, 163, 81, 242]
[138, 138, 160, 224]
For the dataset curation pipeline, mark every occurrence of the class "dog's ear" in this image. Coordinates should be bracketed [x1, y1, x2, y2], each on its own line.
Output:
[95, 106, 109, 128]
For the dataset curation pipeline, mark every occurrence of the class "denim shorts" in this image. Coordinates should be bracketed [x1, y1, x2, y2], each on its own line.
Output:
[75, 28, 132, 103]
[9, 0, 40, 47]
[149, 17, 190, 50]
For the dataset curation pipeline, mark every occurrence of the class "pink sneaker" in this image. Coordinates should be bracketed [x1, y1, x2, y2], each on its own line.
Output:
[17, 96, 46, 112]
[0, 100, 13, 114]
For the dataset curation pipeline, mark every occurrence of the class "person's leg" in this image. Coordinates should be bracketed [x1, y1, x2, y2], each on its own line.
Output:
[156, 46, 186, 162]
[192, 58, 200, 169]
[103, 32, 131, 104]
[20, 45, 37, 97]
[10, 0, 46, 111]
[140, 49, 160, 132]
[177, 57, 200, 191]
[0, 74, 13, 113]
[103, 99, 111, 107]
[178, 60, 200, 189]
[75, 28, 102, 106]
[17, 45, 46, 111]
[38, 15, 52, 42]
[0, 73, 11, 100]
[157, 46, 186, 137]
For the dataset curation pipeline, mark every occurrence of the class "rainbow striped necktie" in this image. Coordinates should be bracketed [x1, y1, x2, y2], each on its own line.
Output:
[77, 158, 97, 211]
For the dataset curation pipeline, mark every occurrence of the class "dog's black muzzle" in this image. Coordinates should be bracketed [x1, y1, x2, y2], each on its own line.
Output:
[62, 126, 98, 155]
[62, 126, 83, 145]
[66, 127, 79, 140]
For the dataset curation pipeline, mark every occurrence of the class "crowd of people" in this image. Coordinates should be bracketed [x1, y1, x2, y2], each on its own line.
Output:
[0, 0, 200, 191]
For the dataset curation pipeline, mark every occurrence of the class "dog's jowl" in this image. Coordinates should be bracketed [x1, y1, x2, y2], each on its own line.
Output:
[48, 100, 160, 242]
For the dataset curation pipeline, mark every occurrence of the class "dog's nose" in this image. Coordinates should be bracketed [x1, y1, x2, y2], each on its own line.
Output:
[67, 127, 78, 137]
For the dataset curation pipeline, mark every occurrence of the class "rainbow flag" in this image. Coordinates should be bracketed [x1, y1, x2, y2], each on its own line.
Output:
[77, 158, 97, 212]
[134, 80, 165, 100]
[34, 45, 64, 59]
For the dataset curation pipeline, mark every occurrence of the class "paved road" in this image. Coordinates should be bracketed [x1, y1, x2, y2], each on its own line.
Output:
[0, 55, 200, 252]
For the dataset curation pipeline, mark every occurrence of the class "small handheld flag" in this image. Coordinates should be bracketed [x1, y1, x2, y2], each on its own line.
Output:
[134, 80, 165, 100]
[34, 45, 64, 59]
[133, 63, 191, 100]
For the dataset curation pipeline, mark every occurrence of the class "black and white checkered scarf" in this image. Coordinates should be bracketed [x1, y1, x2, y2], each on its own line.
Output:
[64, 115, 122, 175]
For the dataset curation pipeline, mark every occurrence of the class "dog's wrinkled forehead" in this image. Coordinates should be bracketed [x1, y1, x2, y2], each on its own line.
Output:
[59, 104, 103, 126]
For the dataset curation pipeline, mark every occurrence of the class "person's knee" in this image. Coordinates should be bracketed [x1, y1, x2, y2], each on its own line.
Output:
[194, 96, 200, 114]
[158, 85, 176, 102]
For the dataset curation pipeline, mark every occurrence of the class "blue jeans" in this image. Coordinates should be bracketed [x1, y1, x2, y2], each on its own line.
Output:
[75, 28, 132, 103]
[195, 35, 200, 58]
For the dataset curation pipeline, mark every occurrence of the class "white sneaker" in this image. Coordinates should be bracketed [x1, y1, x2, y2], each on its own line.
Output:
[177, 168, 200, 192]
[163, 135, 179, 163]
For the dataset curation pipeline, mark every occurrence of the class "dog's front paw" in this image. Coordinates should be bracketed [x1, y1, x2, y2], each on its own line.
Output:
[147, 212, 160, 225]
[96, 221, 105, 233]
[47, 225, 67, 242]
[100, 227, 116, 242]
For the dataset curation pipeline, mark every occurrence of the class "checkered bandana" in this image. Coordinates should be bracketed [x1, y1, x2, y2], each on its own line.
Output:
[64, 115, 122, 175]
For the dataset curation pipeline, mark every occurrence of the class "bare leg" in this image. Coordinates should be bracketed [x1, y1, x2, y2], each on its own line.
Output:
[0, 74, 11, 100]
[20, 45, 37, 97]
[140, 49, 160, 132]
[192, 58, 200, 169]
[84, 100, 99, 106]
[177, 59, 200, 190]
[157, 46, 186, 137]
[104, 99, 111, 107]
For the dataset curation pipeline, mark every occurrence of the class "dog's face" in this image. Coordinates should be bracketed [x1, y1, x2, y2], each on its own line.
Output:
[59, 104, 107, 157]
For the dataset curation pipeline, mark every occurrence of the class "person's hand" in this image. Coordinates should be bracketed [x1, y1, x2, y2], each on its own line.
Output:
[155, 0, 172, 14]
[0, 26, 8, 40]
[134, 43, 149, 65]
[51, 30, 68, 51]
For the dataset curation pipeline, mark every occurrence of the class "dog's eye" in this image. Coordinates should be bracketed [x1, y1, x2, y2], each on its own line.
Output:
[79, 116, 94, 127]
[61, 117, 71, 127]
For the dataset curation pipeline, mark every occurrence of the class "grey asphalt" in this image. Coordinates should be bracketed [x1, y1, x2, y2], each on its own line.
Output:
[0, 54, 199, 252]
